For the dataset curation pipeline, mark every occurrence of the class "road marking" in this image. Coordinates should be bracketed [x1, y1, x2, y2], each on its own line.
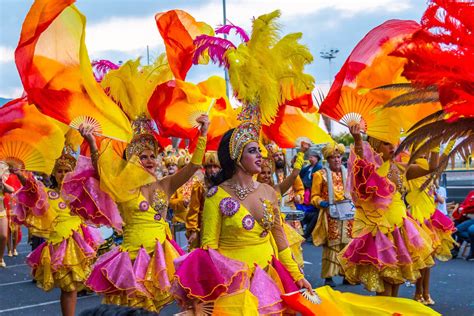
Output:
[0, 280, 32, 287]
[4, 263, 28, 268]
[0, 295, 96, 313]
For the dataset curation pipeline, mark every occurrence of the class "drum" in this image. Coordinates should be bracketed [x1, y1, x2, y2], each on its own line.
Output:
[281, 207, 305, 235]
[98, 226, 115, 254]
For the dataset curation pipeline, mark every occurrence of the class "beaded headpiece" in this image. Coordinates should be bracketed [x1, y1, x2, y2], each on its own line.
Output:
[322, 142, 346, 159]
[164, 155, 179, 167]
[177, 149, 191, 168]
[125, 116, 160, 161]
[229, 122, 260, 161]
[203, 151, 220, 167]
[53, 145, 77, 173]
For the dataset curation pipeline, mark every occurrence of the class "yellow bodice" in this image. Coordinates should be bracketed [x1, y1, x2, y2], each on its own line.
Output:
[45, 189, 82, 245]
[405, 159, 436, 222]
[353, 161, 407, 237]
[119, 190, 171, 258]
[201, 187, 278, 269]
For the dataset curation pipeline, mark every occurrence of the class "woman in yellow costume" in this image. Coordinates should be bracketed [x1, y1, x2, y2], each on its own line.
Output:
[405, 143, 456, 305]
[12, 137, 111, 316]
[256, 145, 308, 269]
[338, 123, 436, 297]
[85, 115, 209, 312]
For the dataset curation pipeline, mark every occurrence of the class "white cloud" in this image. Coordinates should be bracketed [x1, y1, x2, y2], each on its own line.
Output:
[0, 86, 24, 99]
[0, 46, 14, 63]
[183, 0, 413, 28]
[84, 15, 164, 56]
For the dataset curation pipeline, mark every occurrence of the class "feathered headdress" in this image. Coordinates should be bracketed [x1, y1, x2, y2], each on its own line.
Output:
[193, 10, 314, 161]
[193, 10, 314, 126]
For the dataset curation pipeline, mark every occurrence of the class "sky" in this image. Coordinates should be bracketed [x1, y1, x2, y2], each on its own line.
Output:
[0, 0, 429, 136]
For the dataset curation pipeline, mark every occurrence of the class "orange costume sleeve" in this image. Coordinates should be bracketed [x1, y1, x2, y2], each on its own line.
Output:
[311, 170, 325, 207]
[169, 188, 187, 223]
[186, 180, 204, 232]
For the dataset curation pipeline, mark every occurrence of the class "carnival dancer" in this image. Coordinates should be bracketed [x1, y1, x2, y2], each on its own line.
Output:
[3, 171, 22, 258]
[169, 150, 202, 226]
[85, 115, 209, 312]
[172, 122, 314, 314]
[267, 143, 305, 210]
[185, 151, 221, 250]
[0, 162, 16, 268]
[311, 143, 353, 287]
[257, 144, 309, 268]
[405, 144, 456, 305]
[11, 135, 108, 316]
[339, 124, 435, 297]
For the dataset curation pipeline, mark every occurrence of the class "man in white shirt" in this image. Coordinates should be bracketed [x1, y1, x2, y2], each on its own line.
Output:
[435, 182, 448, 215]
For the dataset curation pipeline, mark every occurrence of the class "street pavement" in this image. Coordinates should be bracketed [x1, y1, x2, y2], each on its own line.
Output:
[1, 230, 473, 315]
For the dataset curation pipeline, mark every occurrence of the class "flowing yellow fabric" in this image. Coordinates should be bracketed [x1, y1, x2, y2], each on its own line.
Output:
[97, 139, 156, 203]
[314, 286, 440, 316]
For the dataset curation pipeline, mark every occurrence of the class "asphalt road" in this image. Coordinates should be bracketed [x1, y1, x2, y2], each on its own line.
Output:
[1, 230, 473, 315]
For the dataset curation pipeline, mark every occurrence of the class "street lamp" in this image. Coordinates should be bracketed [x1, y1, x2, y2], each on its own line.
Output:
[320, 48, 339, 86]
[319, 48, 339, 135]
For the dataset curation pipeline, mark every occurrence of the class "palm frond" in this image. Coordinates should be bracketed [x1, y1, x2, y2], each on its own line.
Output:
[384, 89, 439, 107]
[372, 83, 415, 92]
[420, 135, 474, 190]
[397, 117, 474, 157]
[406, 109, 445, 132]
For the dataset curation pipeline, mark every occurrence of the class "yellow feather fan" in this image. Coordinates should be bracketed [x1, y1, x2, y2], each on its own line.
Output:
[100, 54, 173, 120]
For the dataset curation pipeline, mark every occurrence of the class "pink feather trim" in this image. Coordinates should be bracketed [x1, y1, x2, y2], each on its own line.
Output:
[215, 24, 250, 42]
[193, 35, 236, 68]
[91, 59, 119, 82]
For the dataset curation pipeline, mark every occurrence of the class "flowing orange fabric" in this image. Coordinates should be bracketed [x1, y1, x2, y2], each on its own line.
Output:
[0, 98, 64, 174]
[318, 20, 421, 143]
[15, 0, 132, 142]
[155, 10, 214, 80]
[262, 105, 332, 148]
[148, 76, 237, 151]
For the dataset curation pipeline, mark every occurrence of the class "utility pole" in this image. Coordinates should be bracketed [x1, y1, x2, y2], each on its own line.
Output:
[320, 48, 339, 135]
[223, 0, 230, 98]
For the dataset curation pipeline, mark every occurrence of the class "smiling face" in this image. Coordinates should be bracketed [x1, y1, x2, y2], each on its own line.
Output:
[167, 164, 178, 175]
[257, 165, 272, 185]
[327, 153, 342, 172]
[239, 142, 262, 175]
[139, 149, 158, 173]
[377, 141, 396, 161]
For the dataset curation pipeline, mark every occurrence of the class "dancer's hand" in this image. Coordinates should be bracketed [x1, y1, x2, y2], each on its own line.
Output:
[349, 123, 362, 139]
[196, 114, 210, 137]
[300, 141, 310, 153]
[78, 123, 96, 145]
[296, 278, 315, 295]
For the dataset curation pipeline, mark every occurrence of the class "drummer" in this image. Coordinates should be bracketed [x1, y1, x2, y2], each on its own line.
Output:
[310, 142, 353, 288]
[257, 142, 309, 268]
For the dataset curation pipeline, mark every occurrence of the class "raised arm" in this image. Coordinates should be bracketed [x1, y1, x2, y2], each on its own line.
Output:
[160, 115, 209, 197]
[277, 142, 308, 195]
[349, 124, 364, 159]
[79, 123, 99, 172]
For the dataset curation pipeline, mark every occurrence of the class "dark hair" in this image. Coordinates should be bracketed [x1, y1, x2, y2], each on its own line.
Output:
[211, 129, 236, 186]
[49, 175, 59, 189]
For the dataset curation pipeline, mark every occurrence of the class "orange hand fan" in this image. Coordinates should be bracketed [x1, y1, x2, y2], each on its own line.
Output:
[281, 289, 325, 316]
[319, 20, 420, 142]
[15, 0, 132, 142]
[0, 100, 65, 174]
